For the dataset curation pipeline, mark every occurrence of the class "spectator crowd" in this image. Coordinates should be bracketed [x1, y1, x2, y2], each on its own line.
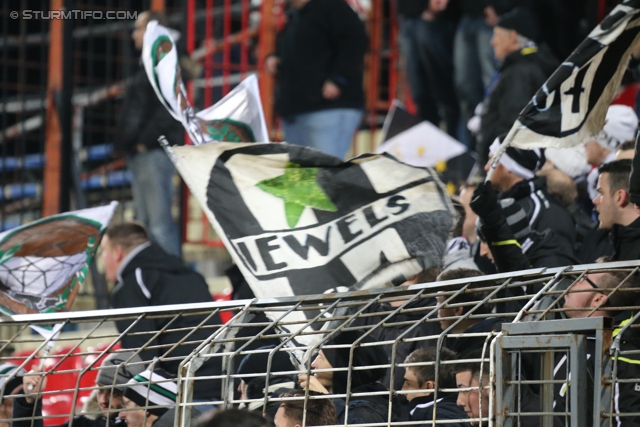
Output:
[4, 1, 640, 427]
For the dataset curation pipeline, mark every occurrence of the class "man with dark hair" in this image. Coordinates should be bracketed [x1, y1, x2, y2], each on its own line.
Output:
[101, 221, 223, 405]
[435, 269, 502, 357]
[403, 347, 470, 427]
[455, 349, 547, 427]
[592, 159, 640, 260]
[115, 10, 184, 257]
[454, 350, 491, 426]
[274, 390, 337, 427]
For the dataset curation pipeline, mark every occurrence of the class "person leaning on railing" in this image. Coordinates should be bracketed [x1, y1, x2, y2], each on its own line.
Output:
[553, 269, 640, 427]
[12, 352, 145, 427]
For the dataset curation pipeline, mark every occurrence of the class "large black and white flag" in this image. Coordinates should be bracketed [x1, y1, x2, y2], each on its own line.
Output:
[164, 141, 453, 301]
[498, 0, 640, 154]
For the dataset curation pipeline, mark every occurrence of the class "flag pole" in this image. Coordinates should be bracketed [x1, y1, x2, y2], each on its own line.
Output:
[27, 323, 64, 391]
[485, 127, 517, 182]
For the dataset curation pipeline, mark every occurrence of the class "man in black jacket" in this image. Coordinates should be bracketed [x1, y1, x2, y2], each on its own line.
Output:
[476, 8, 558, 166]
[485, 137, 577, 257]
[397, 0, 460, 139]
[102, 222, 223, 405]
[592, 159, 640, 261]
[266, 0, 367, 159]
[402, 347, 471, 427]
[115, 11, 184, 257]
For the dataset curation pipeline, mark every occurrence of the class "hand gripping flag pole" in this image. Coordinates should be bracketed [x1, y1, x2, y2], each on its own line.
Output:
[26, 323, 64, 391]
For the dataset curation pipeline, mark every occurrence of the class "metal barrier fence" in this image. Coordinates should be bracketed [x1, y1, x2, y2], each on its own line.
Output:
[2, 260, 640, 427]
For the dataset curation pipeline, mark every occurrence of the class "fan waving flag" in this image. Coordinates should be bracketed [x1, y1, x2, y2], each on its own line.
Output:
[142, 20, 268, 144]
[0, 202, 118, 316]
[163, 141, 454, 301]
[495, 0, 640, 157]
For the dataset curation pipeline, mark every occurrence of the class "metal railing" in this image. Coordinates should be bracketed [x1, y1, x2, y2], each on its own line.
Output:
[1, 261, 640, 427]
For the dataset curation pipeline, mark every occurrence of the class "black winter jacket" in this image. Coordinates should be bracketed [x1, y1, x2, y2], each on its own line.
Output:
[477, 45, 558, 165]
[407, 392, 471, 427]
[350, 297, 442, 392]
[578, 228, 614, 264]
[274, 0, 367, 117]
[332, 382, 403, 425]
[500, 177, 577, 254]
[114, 66, 184, 155]
[611, 217, 640, 261]
[110, 243, 223, 400]
[447, 317, 502, 358]
[609, 313, 640, 427]
[478, 207, 577, 274]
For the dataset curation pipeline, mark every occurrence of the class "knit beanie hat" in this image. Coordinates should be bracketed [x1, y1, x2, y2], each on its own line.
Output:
[123, 368, 177, 417]
[237, 345, 295, 383]
[96, 351, 146, 390]
[0, 363, 26, 399]
[595, 105, 638, 151]
[490, 137, 545, 180]
[496, 8, 541, 42]
[321, 330, 388, 396]
[476, 198, 532, 245]
[544, 146, 591, 179]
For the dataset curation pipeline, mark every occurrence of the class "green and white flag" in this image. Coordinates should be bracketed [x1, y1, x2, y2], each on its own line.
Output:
[142, 20, 268, 144]
[163, 141, 453, 301]
[0, 202, 117, 316]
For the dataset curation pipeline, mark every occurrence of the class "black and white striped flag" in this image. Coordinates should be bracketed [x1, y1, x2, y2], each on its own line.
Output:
[498, 0, 640, 153]
[164, 142, 454, 301]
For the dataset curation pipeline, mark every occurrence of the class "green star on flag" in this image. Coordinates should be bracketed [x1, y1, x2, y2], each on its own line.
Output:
[256, 162, 338, 228]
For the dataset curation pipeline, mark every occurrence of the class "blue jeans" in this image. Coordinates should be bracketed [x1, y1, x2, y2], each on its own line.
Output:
[281, 108, 363, 159]
[127, 148, 182, 258]
[454, 16, 498, 147]
[399, 17, 460, 139]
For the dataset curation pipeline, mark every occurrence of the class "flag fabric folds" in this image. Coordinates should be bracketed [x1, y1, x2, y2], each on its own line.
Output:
[164, 141, 454, 302]
[0, 202, 118, 316]
[142, 20, 268, 145]
[497, 0, 640, 153]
